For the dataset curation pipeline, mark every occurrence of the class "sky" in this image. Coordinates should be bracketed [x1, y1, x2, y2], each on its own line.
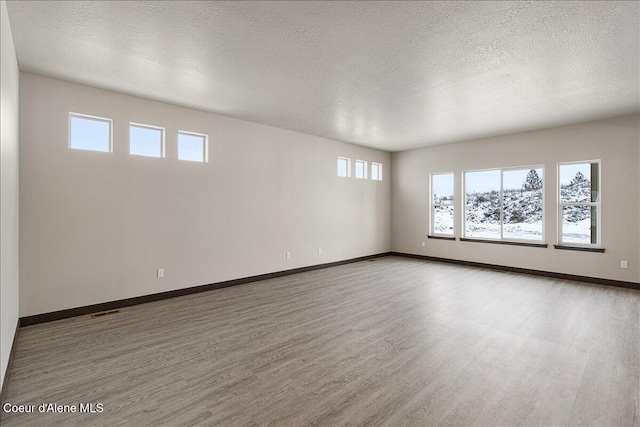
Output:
[462, 164, 592, 194]
[559, 163, 592, 186]
[432, 173, 454, 198]
[178, 133, 205, 162]
[70, 116, 110, 152]
[130, 125, 163, 157]
[464, 168, 544, 193]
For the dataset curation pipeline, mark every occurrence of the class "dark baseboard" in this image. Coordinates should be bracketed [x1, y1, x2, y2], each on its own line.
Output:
[0, 320, 20, 412]
[20, 252, 392, 327]
[389, 252, 640, 291]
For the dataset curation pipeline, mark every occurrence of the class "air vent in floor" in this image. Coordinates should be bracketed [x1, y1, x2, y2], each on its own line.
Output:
[91, 310, 121, 318]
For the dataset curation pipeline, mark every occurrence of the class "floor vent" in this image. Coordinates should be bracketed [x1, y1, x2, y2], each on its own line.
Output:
[91, 310, 121, 318]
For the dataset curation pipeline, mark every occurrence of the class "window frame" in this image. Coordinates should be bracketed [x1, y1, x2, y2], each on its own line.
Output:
[371, 162, 382, 181]
[68, 112, 113, 153]
[178, 130, 208, 163]
[430, 172, 455, 237]
[557, 160, 601, 248]
[337, 157, 351, 177]
[129, 122, 166, 158]
[463, 164, 545, 244]
[354, 159, 368, 179]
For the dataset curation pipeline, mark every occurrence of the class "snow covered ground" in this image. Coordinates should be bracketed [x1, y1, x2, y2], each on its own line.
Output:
[464, 218, 590, 242]
[465, 222, 543, 240]
[434, 205, 454, 235]
[561, 218, 591, 243]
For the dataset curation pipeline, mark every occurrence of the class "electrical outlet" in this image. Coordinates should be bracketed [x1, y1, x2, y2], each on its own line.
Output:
[421, 242, 426, 247]
[620, 260, 628, 269]
[157, 268, 164, 278]
[286, 252, 291, 260]
[318, 248, 322, 255]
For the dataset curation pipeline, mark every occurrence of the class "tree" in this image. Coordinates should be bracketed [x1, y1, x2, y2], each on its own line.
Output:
[522, 169, 542, 190]
[570, 171, 586, 186]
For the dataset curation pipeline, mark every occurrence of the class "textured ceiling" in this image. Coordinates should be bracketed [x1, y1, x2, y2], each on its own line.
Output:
[6, 1, 640, 151]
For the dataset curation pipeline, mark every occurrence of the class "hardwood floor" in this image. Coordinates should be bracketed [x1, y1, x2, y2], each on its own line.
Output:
[1, 256, 639, 426]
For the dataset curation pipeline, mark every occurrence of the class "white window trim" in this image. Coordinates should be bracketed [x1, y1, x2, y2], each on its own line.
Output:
[337, 157, 351, 177]
[557, 160, 601, 248]
[462, 164, 545, 244]
[355, 159, 368, 179]
[371, 162, 383, 181]
[68, 112, 113, 152]
[178, 130, 209, 163]
[129, 122, 166, 158]
[430, 172, 455, 237]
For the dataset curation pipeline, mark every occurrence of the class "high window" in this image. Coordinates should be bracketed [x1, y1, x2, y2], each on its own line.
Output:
[371, 162, 382, 181]
[558, 161, 600, 246]
[464, 166, 544, 241]
[129, 123, 164, 158]
[178, 131, 208, 162]
[355, 160, 368, 179]
[431, 173, 454, 236]
[69, 113, 112, 152]
[337, 157, 351, 177]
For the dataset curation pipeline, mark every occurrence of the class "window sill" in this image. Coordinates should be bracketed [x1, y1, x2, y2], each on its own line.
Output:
[553, 245, 605, 253]
[427, 235, 456, 241]
[459, 238, 548, 248]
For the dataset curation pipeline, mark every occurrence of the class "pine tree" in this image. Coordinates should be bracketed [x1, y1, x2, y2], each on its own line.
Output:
[570, 172, 586, 186]
[522, 169, 543, 190]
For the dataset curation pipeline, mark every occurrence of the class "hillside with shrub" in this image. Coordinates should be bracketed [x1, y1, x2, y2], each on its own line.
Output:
[461, 170, 591, 241]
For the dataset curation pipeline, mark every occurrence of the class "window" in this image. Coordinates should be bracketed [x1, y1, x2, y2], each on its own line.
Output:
[178, 131, 208, 162]
[431, 173, 454, 236]
[355, 160, 368, 179]
[503, 168, 543, 240]
[69, 113, 112, 152]
[337, 157, 351, 177]
[558, 161, 600, 246]
[464, 166, 544, 241]
[129, 123, 164, 158]
[371, 162, 382, 181]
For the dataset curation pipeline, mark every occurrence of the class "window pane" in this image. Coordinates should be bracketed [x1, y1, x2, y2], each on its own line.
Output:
[465, 170, 500, 239]
[432, 173, 453, 204]
[355, 161, 365, 179]
[560, 163, 598, 203]
[502, 168, 543, 241]
[371, 163, 381, 181]
[130, 125, 163, 157]
[70, 116, 110, 152]
[562, 205, 596, 244]
[434, 205, 454, 235]
[178, 133, 206, 162]
[337, 158, 348, 177]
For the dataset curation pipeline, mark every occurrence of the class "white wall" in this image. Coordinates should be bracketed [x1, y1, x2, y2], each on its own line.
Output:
[19, 73, 391, 317]
[391, 114, 640, 283]
[1, 0, 20, 388]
